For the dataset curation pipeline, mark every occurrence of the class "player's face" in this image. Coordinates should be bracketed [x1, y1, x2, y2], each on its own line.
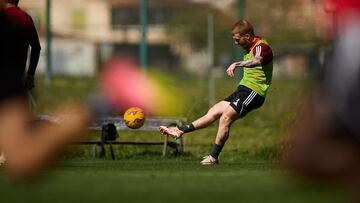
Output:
[232, 33, 243, 45]
[232, 33, 251, 49]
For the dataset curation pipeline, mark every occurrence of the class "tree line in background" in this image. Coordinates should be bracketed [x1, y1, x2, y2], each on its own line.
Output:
[166, 0, 316, 66]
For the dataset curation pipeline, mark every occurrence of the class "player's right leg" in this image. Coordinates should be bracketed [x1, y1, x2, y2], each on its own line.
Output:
[159, 101, 229, 139]
[200, 106, 239, 166]
[201, 86, 264, 165]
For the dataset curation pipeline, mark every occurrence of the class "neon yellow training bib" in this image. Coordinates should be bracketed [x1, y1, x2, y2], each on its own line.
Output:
[239, 39, 273, 97]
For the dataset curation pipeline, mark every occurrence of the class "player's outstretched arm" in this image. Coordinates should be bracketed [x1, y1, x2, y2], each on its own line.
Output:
[226, 62, 239, 77]
[226, 55, 263, 77]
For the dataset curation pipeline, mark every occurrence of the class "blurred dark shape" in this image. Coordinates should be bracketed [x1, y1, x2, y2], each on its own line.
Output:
[101, 123, 118, 142]
[287, 0, 360, 199]
[0, 5, 90, 179]
[0, 25, 159, 178]
[0, 99, 90, 179]
[0, 3, 25, 101]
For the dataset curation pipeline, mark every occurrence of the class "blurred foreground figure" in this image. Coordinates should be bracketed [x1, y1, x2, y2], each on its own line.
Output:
[0, 8, 89, 176]
[0, 100, 91, 179]
[287, 0, 360, 197]
[99, 58, 158, 113]
[0, 4, 157, 178]
[0, 0, 42, 167]
[0, 61, 157, 179]
[0, 58, 157, 179]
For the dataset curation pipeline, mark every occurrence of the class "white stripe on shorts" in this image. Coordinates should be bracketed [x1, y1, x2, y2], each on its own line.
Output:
[239, 91, 256, 115]
[244, 91, 256, 106]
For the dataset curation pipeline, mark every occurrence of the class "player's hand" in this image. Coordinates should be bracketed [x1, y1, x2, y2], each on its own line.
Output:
[226, 62, 239, 77]
[25, 75, 35, 90]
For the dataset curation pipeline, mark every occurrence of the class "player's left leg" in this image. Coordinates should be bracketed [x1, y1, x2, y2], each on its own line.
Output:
[215, 106, 240, 146]
[200, 106, 239, 165]
[201, 87, 265, 165]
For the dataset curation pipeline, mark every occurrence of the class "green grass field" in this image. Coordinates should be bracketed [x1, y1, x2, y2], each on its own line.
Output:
[0, 159, 350, 203]
[0, 74, 352, 203]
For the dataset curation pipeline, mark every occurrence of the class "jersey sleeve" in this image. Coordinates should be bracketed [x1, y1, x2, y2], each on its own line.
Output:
[253, 43, 273, 64]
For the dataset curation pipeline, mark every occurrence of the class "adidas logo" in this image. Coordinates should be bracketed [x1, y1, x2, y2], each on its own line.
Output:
[233, 99, 240, 106]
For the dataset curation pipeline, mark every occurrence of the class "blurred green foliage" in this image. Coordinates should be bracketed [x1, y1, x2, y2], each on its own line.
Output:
[165, 0, 318, 64]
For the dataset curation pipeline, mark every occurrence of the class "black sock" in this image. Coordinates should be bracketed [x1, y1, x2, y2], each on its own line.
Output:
[177, 123, 195, 133]
[210, 144, 223, 159]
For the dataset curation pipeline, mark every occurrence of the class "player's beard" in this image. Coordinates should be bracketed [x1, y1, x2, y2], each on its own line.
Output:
[238, 39, 252, 50]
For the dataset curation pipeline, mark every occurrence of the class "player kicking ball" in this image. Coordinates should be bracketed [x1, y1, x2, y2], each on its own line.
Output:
[160, 19, 274, 165]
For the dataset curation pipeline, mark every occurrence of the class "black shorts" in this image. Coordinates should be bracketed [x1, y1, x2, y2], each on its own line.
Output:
[224, 85, 265, 118]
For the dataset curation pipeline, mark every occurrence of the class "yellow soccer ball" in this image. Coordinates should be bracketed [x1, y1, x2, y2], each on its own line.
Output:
[123, 107, 146, 129]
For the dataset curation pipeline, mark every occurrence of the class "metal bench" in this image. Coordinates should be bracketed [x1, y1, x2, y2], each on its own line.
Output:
[39, 115, 185, 159]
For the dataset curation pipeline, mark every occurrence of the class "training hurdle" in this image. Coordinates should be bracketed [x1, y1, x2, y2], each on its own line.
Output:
[39, 115, 185, 159]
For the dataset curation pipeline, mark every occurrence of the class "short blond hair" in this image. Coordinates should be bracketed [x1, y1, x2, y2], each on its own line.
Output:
[231, 20, 255, 36]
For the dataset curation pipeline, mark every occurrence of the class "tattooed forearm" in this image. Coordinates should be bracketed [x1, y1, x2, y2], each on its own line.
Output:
[235, 55, 263, 68]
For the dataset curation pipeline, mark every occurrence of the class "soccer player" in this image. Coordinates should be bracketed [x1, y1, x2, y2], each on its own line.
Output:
[160, 19, 273, 165]
[0, 6, 89, 172]
[0, 0, 41, 167]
